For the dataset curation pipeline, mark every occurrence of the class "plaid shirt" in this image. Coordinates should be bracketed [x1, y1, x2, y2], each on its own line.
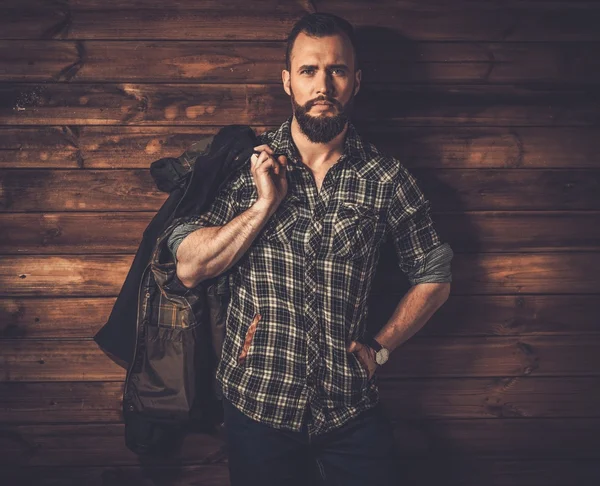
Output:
[166, 116, 452, 438]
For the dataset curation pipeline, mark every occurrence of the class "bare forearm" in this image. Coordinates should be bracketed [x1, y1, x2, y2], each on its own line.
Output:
[375, 283, 451, 354]
[176, 200, 274, 288]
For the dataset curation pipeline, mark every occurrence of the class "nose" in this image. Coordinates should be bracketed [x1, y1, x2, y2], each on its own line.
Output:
[315, 70, 334, 97]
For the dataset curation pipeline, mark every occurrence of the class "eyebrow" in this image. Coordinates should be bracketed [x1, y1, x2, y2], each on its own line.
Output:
[297, 64, 349, 72]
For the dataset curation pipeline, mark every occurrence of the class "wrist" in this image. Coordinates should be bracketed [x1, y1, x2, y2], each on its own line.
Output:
[366, 336, 390, 366]
[253, 199, 276, 217]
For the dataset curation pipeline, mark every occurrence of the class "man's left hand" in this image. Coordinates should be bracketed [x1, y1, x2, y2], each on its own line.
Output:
[347, 340, 378, 380]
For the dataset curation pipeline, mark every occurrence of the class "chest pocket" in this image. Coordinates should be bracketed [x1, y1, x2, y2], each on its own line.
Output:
[329, 201, 379, 260]
[263, 194, 301, 246]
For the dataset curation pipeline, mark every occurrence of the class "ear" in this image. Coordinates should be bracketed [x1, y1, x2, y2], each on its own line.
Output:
[282, 69, 291, 97]
[353, 69, 362, 97]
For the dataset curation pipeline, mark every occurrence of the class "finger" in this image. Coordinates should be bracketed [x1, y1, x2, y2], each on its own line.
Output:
[258, 159, 277, 175]
[251, 152, 262, 165]
[253, 145, 274, 154]
[260, 154, 277, 173]
[254, 151, 269, 166]
[261, 153, 281, 174]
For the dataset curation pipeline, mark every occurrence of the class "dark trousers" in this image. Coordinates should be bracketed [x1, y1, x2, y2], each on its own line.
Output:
[222, 395, 398, 486]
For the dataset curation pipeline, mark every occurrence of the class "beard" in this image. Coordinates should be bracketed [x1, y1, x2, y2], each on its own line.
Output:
[290, 86, 355, 144]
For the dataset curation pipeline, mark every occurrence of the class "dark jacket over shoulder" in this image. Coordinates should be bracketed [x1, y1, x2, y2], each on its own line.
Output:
[93, 125, 258, 455]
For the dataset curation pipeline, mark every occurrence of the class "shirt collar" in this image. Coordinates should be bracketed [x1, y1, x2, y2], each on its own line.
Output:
[262, 115, 369, 172]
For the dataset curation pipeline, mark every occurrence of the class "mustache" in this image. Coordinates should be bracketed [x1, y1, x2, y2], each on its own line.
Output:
[307, 97, 340, 109]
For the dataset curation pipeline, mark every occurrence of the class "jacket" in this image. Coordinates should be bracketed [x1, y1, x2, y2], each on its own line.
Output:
[93, 125, 259, 455]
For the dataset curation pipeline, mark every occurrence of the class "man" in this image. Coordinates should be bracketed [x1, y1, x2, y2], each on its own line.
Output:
[168, 12, 453, 486]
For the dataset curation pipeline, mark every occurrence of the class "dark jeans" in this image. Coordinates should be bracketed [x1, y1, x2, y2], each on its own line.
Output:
[222, 395, 398, 486]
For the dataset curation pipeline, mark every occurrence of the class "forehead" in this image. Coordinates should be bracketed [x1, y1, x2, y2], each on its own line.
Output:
[290, 32, 355, 68]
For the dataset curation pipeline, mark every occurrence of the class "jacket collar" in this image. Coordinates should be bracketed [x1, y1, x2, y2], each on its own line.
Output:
[263, 115, 370, 174]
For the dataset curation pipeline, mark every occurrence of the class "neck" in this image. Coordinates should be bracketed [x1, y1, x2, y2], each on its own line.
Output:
[290, 115, 348, 170]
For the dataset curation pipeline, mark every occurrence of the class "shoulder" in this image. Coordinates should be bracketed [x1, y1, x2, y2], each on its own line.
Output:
[353, 138, 412, 186]
[255, 127, 278, 146]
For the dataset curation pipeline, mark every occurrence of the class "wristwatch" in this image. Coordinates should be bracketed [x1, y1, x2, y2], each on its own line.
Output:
[367, 336, 390, 366]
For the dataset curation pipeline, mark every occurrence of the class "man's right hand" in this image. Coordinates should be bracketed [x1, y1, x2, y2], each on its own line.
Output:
[251, 144, 288, 214]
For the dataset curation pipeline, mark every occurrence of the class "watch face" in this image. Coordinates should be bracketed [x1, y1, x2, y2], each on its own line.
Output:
[376, 348, 389, 365]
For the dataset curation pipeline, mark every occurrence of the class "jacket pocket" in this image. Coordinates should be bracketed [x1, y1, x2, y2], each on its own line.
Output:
[155, 288, 205, 330]
[238, 313, 261, 365]
[329, 201, 379, 260]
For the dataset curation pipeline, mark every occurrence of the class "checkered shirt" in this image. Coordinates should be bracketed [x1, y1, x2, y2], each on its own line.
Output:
[166, 116, 452, 438]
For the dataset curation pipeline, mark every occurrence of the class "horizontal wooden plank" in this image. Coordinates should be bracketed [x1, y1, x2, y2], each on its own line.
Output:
[373, 251, 600, 295]
[1, 335, 599, 382]
[379, 376, 600, 419]
[0, 297, 112, 338]
[2, 377, 599, 423]
[2, 465, 229, 486]
[1, 211, 599, 254]
[2, 294, 598, 340]
[1, 419, 599, 466]
[1, 253, 600, 297]
[0, 125, 227, 169]
[370, 294, 600, 337]
[3, 460, 600, 486]
[2, 126, 599, 170]
[2, 40, 600, 85]
[1, 169, 598, 211]
[0, 256, 133, 296]
[0, 382, 124, 423]
[2, 0, 600, 41]
[0, 213, 152, 253]
[0, 169, 165, 211]
[2, 84, 599, 126]
[0, 423, 225, 466]
[0, 340, 125, 381]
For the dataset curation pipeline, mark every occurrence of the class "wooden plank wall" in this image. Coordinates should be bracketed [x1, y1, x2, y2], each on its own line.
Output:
[1, 1, 599, 485]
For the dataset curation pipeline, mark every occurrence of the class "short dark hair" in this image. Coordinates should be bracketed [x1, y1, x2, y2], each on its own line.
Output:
[285, 13, 359, 72]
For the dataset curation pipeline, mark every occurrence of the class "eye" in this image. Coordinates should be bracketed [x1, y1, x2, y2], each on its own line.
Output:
[300, 69, 315, 75]
[332, 68, 346, 76]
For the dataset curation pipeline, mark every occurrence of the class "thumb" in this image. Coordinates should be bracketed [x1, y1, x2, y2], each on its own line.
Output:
[347, 340, 362, 353]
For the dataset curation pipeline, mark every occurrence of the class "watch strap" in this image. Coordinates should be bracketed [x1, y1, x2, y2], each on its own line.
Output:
[367, 336, 383, 352]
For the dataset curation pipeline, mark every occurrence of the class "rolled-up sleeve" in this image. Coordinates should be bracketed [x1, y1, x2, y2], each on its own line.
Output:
[167, 175, 240, 262]
[387, 164, 453, 287]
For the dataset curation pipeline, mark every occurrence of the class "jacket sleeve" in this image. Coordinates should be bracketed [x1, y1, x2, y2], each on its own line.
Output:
[167, 174, 240, 262]
[387, 163, 454, 287]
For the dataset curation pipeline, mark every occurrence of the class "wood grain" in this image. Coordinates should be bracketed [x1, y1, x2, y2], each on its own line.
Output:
[1, 126, 600, 170]
[1, 169, 598, 211]
[0, 419, 599, 466]
[1, 253, 599, 296]
[2, 84, 599, 126]
[2, 295, 598, 340]
[2, 40, 599, 85]
[1, 211, 599, 254]
[2, 377, 600, 423]
[0, 1, 597, 484]
[1, 336, 599, 382]
[1, 0, 600, 41]
[3, 460, 600, 486]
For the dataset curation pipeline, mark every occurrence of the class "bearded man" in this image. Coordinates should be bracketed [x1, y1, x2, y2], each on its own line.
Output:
[168, 12, 453, 486]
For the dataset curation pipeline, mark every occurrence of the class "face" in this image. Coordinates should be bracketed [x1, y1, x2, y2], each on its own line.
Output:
[282, 31, 361, 143]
